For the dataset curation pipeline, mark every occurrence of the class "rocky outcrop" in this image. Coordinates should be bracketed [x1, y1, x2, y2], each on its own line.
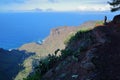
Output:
[112, 14, 120, 24]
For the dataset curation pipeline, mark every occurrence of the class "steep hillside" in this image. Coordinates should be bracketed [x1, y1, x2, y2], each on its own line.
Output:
[44, 22, 120, 80]
[25, 15, 120, 80]
[0, 48, 34, 80]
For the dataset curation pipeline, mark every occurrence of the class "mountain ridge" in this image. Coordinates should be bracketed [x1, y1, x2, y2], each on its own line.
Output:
[19, 21, 98, 56]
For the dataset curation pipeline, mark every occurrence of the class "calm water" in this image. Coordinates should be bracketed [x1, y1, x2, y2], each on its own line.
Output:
[0, 12, 118, 49]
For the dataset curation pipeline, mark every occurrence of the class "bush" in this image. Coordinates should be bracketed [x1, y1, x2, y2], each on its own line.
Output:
[60, 49, 73, 58]
[25, 48, 62, 80]
[23, 72, 41, 80]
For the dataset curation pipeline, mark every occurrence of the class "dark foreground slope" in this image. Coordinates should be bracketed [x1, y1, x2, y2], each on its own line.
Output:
[43, 26, 120, 80]
[0, 49, 34, 80]
[94, 26, 120, 80]
[26, 17, 120, 80]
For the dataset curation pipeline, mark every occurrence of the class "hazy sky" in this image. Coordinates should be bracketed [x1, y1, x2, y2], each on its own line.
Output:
[0, 0, 110, 12]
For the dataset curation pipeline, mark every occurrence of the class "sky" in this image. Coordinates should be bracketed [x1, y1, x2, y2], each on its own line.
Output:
[0, 0, 111, 12]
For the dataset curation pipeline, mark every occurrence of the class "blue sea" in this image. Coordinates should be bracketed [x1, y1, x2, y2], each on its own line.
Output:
[0, 11, 118, 49]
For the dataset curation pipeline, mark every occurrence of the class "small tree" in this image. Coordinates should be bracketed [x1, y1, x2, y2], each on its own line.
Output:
[108, 0, 120, 12]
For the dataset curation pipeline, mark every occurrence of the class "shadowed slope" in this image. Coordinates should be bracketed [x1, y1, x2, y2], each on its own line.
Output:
[0, 48, 34, 80]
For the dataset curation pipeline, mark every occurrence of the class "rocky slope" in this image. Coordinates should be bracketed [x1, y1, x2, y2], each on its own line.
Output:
[40, 16, 120, 80]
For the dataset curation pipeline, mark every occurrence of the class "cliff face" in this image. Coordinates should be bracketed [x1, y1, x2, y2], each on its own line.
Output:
[0, 48, 34, 80]
[19, 26, 77, 57]
[19, 21, 97, 57]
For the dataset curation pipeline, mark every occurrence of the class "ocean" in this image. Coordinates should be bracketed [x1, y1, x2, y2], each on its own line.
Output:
[0, 11, 118, 49]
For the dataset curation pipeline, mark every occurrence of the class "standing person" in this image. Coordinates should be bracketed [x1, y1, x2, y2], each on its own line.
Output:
[104, 16, 107, 25]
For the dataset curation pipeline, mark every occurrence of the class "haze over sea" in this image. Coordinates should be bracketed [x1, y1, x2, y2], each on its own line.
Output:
[0, 12, 118, 49]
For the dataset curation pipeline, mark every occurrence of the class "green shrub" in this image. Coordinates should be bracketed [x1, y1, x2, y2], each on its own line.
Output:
[60, 49, 73, 58]
[25, 49, 60, 80]
[23, 72, 41, 80]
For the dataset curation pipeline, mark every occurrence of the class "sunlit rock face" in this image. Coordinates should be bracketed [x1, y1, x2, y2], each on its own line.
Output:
[19, 21, 97, 57]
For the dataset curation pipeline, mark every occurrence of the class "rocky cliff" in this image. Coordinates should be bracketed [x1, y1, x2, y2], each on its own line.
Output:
[19, 21, 98, 57]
